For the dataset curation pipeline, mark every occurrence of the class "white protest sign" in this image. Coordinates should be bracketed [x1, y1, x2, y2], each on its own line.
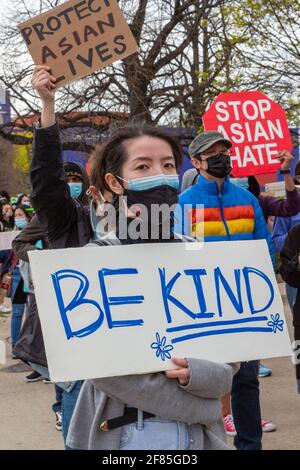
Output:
[29, 240, 291, 382]
[0, 231, 18, 250]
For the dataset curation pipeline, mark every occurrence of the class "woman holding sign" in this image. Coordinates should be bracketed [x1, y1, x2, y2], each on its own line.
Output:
[30, 66, 239, 450]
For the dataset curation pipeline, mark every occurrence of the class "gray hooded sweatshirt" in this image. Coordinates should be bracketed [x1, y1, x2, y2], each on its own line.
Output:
[66, 234, 239, 450]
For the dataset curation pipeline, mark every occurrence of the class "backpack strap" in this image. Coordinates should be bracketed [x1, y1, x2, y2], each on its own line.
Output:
[191, 172, 199, 186]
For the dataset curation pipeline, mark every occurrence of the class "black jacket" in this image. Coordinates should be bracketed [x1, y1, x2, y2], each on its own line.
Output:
[30, 123, 92, 249]
[14, 294, 48, 367]
[14, 125, 92, 366]
[280, 223, 300, 386]
[12, 215, 48, 366]
[280, 224, 300, 327]
[12, 214, 48, 262]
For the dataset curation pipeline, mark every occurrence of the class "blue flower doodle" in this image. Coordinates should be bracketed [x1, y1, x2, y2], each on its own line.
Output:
[267, 313, 284, 333]
[151, 332, 174, 361]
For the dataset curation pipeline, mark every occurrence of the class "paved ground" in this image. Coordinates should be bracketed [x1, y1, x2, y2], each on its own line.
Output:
[0, 285, 299, 450]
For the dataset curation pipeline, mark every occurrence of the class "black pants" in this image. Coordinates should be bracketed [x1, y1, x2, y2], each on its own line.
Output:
[231, 360, 262, 450]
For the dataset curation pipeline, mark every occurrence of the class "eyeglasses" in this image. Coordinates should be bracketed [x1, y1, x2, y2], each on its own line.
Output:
[200, 149, 231, 160]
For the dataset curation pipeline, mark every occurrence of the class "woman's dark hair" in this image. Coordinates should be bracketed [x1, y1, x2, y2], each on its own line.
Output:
[248, 176, 260, 198]
[14, 204, 32, 221]
[17, 193, 30, 205]
[91, 125, 183, 191]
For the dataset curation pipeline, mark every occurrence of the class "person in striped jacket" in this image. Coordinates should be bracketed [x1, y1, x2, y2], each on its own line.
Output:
[175, 130, 274, 451]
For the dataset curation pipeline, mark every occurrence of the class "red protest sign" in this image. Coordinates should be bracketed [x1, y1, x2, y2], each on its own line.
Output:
[203, 91, 293, 177]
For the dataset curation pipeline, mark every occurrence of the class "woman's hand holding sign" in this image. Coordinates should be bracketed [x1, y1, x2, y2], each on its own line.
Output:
[165, 357, 190, 386]
[276, 150, 295, 192]
[32, 65, 57, 128]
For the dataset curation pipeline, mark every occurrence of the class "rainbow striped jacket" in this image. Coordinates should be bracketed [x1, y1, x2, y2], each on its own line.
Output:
[175, 175, 274, 260]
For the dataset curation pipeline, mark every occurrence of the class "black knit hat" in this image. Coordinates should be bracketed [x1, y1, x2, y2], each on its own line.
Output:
[63, 162, 83, 181]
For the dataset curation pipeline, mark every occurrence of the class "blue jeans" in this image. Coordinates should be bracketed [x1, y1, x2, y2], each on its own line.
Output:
[10, 267, 25, 346]
[52, 385, 63, 414]
[28, 362, 65, 420]
[62, 381, 82, 448]
[286, 283, 297, 317]
[120, 415, 192, 450]
[231, 360, 262, 450]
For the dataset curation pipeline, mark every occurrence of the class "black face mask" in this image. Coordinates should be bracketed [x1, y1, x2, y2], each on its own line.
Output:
[116, 185, 179, 244]
[204, 153, 232, 179]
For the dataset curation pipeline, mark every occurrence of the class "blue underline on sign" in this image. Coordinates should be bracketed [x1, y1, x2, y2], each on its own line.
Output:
[170, 326, 273, 344]
[166, 316, 268, 333]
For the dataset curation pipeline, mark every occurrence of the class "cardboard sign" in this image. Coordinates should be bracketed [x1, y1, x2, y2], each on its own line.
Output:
[203, 91, 293, 177]
[28, 240, 291, 382]
[0, 231, 18, 250]
[18, 0, 138, 87]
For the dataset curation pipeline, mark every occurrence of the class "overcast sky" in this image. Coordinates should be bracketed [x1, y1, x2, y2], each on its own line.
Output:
[0, 0, 7, 14]
[0, 0, 14, 21]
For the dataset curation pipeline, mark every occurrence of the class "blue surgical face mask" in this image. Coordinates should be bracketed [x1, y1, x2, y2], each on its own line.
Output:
[230, 177, 249, 191]
[15, 218, 28, 229]
[117, 174, 179, 191]
[68, 182, 83, 199]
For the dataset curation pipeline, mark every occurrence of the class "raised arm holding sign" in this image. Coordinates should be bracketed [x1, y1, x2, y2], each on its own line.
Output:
[31, 66, 56, 128]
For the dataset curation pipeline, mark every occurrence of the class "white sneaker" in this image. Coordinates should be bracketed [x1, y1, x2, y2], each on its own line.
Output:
[43, 378, 53, 384]
[262, 419, 276, 432]
[0, 304, 11, 313]
[55, 411, 62, 431]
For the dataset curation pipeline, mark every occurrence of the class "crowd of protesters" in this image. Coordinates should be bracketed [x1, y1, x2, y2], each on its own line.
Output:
[1, 65, 300, 450]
